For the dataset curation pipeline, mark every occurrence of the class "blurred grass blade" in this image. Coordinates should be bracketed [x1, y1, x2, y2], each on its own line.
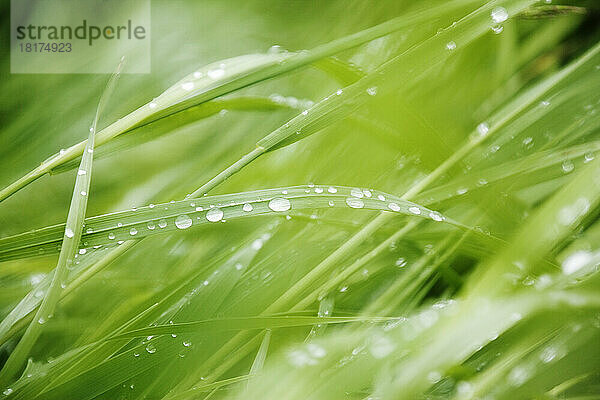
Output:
[0, 59, 123, 386]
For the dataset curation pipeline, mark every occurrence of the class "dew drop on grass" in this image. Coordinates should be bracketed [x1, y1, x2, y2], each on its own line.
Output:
[366, 87, 378, 96]
[206, 208, 224, 222]
[129, 227, 138, 236]
[207, 68, 225, 79]
[378, 194, 385, 201]
[561, 160, 574, 173]
[388, 203, 401, 212]
[328, 186, 337, 193]
[491, 25, 504, 34]
[350, 188, 364, 198]
[77, 169, 87, 175]
[183, 340, 192, 347]
[408, 206, 421, 215]
[79, 248, 86, 255]
[243, 203, 253, 212]
[314, 187, 324, 193]
[147, 222, 155, 230]
[175, 215, 193, 229]
[158, 219, 168, 228]
[491, 7, 509, 23]
[395, 257, 407, 268]
[65, 228, 74, 238]
[562, 250, 592, 275]
[3, 388, 13, 396]
[145, 344, 157, 354]
[181, 82, 194, 91]
[108, 233, 116, 240]
[268, 198, 291, 212]
[346, 197, 364, 209]
[446, 41, 457, 50]
[476, 122, 490, 136]
[148, 102, 157, 109]
[429, 212, 445, 222]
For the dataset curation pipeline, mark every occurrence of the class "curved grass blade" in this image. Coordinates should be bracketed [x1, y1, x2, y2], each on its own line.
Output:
[50, 95, 310, 175]
[0, 185, 457, 262]
[0, 59, 123, 387]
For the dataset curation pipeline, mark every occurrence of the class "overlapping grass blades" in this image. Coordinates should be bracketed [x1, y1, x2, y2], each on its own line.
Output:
[0, 60, 123, 386]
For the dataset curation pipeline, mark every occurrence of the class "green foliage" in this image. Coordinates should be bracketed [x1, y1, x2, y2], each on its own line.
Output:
[1, 1, 599, 399]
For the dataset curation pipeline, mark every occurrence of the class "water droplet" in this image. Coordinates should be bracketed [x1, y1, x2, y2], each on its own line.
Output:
[243, 203, 253, 212]
[148, 102, 157, 109]
[388, 203, 401, 212]
[3, 388, 13, 396]
[206, 208, 224, 222]
[328, 186, 337, 193]
[346, 197, 364, 209]
[427, 371, 442, 383]
[80, 191, 87, 196]
[508, 366, 530, 387]
[145, 343, 157, 354]
[377, 194, 386, 201]
[429, 212, 444, 222]
[181, 82, 194, 91]
[65, 228, 74, 238]
[408, 206, 421, 215]
[562, 250, 592, 275]
[446, 41, 457, 51]
[314, 187, 324, 193]
[207, 68, 225, 80]
[491, 7, 509, 24]
[491, 25, 504, 34]
[395, 257, 407, 268]
[183, 341, 192, 347]
[77, 169, 87, 176]
[336, 89, 343, 95]
[477, 122, 490, 136]
[174, 215, 193, 229]
[268, 198, 291, 212]
[129, 227, 138, 236]
[366, 87, 378, 96]
[147, 222, 155, 230]
[79, 248, 86, 255]
[369, 333, 396, 359]
[158, 219, 168, 228]
[561, 160, 574, 173]
[350, 188, 364, 198]
[38, 317, 46, 324]
[108, 233, 116, 240]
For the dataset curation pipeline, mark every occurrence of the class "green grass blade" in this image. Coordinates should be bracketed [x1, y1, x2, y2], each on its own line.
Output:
[0, 60, 123, 387]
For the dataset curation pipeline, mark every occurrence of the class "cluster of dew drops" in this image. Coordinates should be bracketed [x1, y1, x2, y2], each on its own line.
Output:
[71, 186, 445, 253]
[445, 6, 510, 51]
